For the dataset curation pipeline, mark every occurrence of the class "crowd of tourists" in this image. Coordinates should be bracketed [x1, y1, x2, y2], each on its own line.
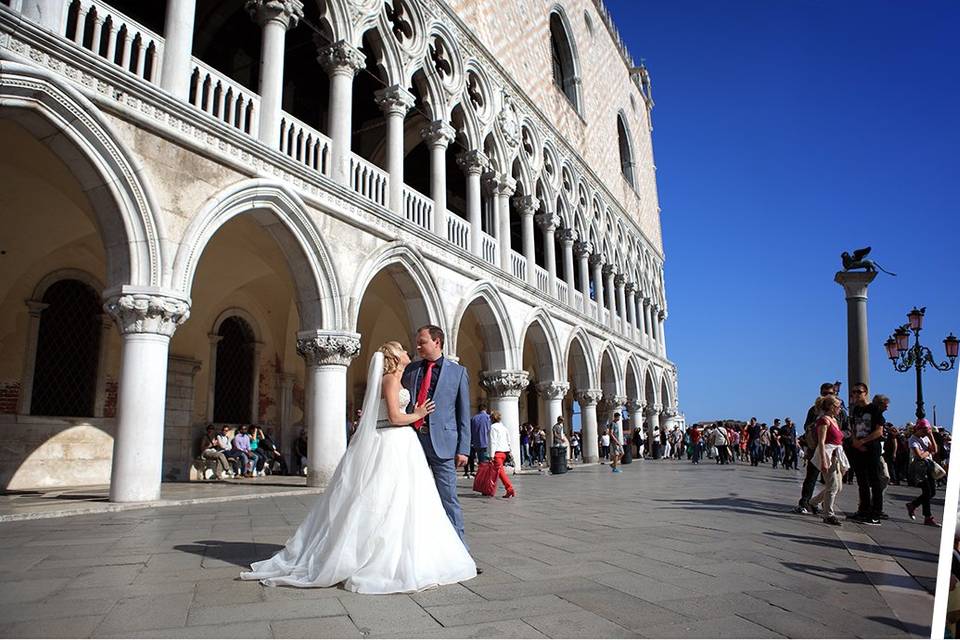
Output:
[199, 424, 297, 479]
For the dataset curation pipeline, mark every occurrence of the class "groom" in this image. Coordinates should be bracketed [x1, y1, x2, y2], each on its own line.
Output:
[403, 325, 471, 544]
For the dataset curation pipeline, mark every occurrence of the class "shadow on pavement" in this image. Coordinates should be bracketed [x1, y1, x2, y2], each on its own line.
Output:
[174, 540, 283, 567]
[867, 614, 926, 637]
[780, 560, 874, 586]
[766, 531, 937, 562]
[653, 495, 795, 517]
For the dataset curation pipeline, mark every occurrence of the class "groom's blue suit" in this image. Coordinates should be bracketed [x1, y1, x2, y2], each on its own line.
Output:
[402, 356, 471, 543]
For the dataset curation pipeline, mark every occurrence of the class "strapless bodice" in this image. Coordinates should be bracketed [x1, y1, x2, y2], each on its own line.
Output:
[377, 388, 411, 427]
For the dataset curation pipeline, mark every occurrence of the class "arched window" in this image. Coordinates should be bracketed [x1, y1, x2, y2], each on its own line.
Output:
[213, 316, 255, 424]
[31, 279, 102, 417]
[550, 11, 581, 112]
[617, 114, 635, 189]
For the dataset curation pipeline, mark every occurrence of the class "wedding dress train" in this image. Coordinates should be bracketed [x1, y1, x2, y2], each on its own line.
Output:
[240, 353, 476, 593]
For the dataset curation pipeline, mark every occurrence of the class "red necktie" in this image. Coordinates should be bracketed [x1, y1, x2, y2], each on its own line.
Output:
[413, 361, 435, 429]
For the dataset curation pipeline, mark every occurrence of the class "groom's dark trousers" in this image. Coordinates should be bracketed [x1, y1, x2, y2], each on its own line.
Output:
[418, 431, 466, 546]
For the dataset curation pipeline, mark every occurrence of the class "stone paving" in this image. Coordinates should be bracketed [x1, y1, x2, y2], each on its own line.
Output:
[0, 458, 943, 638]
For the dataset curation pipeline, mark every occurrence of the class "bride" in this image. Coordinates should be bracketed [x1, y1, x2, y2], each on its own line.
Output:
[240, 341, 476, 593]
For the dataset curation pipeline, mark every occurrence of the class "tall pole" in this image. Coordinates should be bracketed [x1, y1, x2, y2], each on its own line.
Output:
[835, 271, 877, 396]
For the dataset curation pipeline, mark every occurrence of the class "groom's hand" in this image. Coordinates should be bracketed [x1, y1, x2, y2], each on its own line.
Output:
[455, 454, 468, 468]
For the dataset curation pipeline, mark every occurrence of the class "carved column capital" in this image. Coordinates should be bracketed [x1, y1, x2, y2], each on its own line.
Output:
[374, 84, 415, 117]
[317, 40, 365, 76]
[104, 292, 190, 337]
[535, 211, 561, 232]
[589, 252, 605, 268]
[485, 173, 517, 198]
[625, 282, 637, 296]
[558, 227, 576, 246]
[535, 381, 570, 400]
[602, 264, 615, 278]
[614, 273, 626, 288]
[480, 369, 529, 398]
[574, 388, 603, 406]
[245, 0, 303, 28]
[574, 240, 593, 258]
[420, 120, 456, 148]
[512, 194, 540, 216]
[626, 399, 644, 413]
[456, 149, 489, 176]
[296, 330, 361, 367]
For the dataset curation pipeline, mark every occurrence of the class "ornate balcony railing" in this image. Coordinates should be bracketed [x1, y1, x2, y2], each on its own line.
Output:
[402, 186, 433, 232]
[446, 214, 470, 251]
[534, 265, 550, 296]
[279, 113, 329, 174]
[572, 290, 584, 312]
[587, 300, 598, 320]
[349, 155, 388, 208]
[480, 232, 498, 266]
[65, 0, 162, 84]
[556, 279, 569, 304]
[510, 251, 527, 282]
[190, 59, 260, 135]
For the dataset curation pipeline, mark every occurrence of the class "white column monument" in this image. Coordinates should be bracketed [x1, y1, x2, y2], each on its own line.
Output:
[835, 270, 878, 390]
[615, 274, 628, 332]
[492, 175, 517, 271]
[559, 228, 576, 302]
[515, 195, 539, 286]
[318, 41, 365, 185]
[248, 0, 303, 147]
[374, 85, 415, 215]
[575, 389, 603, 463]
[457, 150, 488, 257]
[536, 211, 560, 297]
[160, 0, 197, 99]
[296, 330, 361, 487]
[575, 240, 591, 313]
[590, 253, 604, 320]
[603, 264, 616, 326]
[104, 291, 190, 502]
[625, 282, 637, 338]
[421, 121, 455, 236]
[480, 370, 529, 475]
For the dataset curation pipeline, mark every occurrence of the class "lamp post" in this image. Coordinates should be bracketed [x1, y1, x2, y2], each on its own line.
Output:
[883, 306, 958, 421]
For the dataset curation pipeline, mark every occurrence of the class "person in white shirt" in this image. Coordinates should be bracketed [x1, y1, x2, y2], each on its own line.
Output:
[488, 411, 515, 498]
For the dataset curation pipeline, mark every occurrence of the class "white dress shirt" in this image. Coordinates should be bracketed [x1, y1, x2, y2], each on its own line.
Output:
[489, 422, 511, 453]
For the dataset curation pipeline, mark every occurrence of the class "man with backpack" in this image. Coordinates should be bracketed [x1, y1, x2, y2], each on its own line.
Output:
[795, 382, 847, 514]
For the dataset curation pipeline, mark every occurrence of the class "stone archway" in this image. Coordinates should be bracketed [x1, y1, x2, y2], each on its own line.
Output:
[519, 310, 565, 456]
[566, 328, 599, 463]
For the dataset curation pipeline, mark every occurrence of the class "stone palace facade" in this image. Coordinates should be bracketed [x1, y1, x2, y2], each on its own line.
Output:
[0, 0, 680, 500]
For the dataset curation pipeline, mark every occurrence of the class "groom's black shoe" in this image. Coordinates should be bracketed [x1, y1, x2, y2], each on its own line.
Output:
[475, 566, 483, 575]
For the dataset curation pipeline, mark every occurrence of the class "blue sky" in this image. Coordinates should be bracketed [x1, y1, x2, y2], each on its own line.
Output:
[605, 0, 959, 427]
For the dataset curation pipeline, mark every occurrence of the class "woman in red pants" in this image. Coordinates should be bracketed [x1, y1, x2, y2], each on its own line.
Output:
[488, 411, 516, 498]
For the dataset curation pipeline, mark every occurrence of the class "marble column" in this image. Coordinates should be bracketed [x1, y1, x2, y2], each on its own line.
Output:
[421, 121, 455, 236]
[160, 0, 197, 99]
[276, 372, 295, 470]
[625, 282, 637, 338]
[645, 404, 662, 458]
[657, 309, 667, 355]
[375, 85, 415, 215]
[318, 40, 365, 185]
[536, 381, 569, 451]
[515, 195, 539, 286]
[575, 240, 591, 312]
[248, 0, 303, 147]
[21, 0, 68, 33]
[590, 253, 604, 319]
[603, 265, 616, 326]
[650, 305, 660, 347]
[104, 292, 190, 502]
[834, 271, 878, 390]
[296, 330, 361, 487]
[559, 229, 576, 303]
[575, 389, 603, 463]
[17, 300, 48, 415]
[615, 274, 628, 332]
[644, 298, 654, 345]
[480, 370, 529, 475]
[249, 341, 263, 423]
[456, 150, 488, 257]
[536, 211, 560, 297]
[205, 333, 222, 422]
[491, 175, 517, 272]
[627, 399, 645, 455]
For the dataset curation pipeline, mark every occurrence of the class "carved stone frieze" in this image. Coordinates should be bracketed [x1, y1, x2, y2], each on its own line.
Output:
[296, 331, 361, 367]
[535, 381, 569, 400]
[104, 293, 190, 337]
[574, 389, 603, 406]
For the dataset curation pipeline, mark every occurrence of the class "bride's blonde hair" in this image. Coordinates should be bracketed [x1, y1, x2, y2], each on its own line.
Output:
[378, 341, 405, 374]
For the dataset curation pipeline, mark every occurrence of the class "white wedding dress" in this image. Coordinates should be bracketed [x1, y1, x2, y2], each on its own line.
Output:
[240, 353, 476, 594]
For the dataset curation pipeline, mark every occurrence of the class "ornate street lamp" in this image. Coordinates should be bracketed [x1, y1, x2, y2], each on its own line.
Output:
[885, 306, 957, 420]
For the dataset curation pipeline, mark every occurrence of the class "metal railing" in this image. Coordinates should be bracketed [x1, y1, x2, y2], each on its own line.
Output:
[278, 113, 329, 174]
[402, 186, 433, 232]
[446, 214, 469, 251]
[480, 233, 498, 266]
[510, 251, 527, 282]
[349, 155, 388, 208]
[64, 0, 162, 84]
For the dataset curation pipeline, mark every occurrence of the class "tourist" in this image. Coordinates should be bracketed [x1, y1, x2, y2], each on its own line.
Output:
[782, 418, 798, 470]
[258, 427, 288, 476]
[690, 424, 702, 464]
[714, 422, 729, 464]
[747, 418, 761, 466]
[533, 426, 547, 466]
[248, 425, 267, 476]
[662, 426, 673, 459]
[849, 384, 886, 524]
[552, 415, 568, 461]
[292, 429, 308, 476]
[609, 413, 624, 473]
[759, 424, 771, 463]
[796, 382, 844, 514]
[906, 419, 940, 527]
[233, 425, 258, 477]
[520, 424, 532, 467]
[200, 425, 231, 479]
[467, 402, 490, 478]
[600, 429, 610, 461]
[488, 410, 515, 498]
[571, 431, 582, 461]
[809, 394, 849, 526]
[728, 423, 740, 464]
[770, 425, 782, 469]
